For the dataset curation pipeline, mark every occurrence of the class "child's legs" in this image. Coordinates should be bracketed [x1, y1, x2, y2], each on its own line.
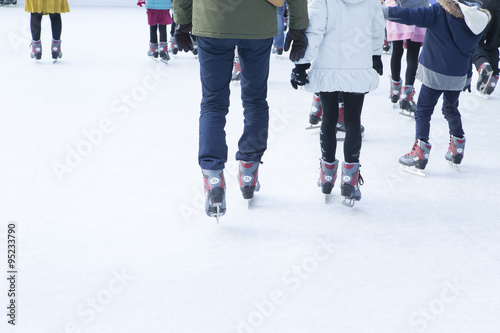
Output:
[342, 92, 364, 163]
[159, 25, 167, 43]
[404, 40, 421, 86]
[319, 91, 340, 163]
[30, 13, 43, 40]
[415, 85, 441, 141]
[150, 25, 158, 43]
[390, 40, 404, 82]
[49, 13, 62, 40]
[441, 90, 464, 138]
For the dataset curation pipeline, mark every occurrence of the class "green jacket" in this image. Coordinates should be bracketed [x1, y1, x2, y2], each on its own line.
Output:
[174, 0, 308, 39]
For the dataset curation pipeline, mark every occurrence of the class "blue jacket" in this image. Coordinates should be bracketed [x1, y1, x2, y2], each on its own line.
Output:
[384, 0, 486, 91]
[146, 0, 171, 10]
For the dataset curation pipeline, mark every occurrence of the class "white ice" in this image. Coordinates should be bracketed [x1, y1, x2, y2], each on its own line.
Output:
[1, 4, 500, 333]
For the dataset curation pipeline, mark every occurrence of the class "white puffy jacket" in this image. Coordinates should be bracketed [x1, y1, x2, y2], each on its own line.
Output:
[296, 0, 385, 93]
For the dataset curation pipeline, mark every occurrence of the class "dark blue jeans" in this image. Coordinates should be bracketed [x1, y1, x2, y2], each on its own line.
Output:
[415, 84, 464, 141]
[197, 37, 273, 170]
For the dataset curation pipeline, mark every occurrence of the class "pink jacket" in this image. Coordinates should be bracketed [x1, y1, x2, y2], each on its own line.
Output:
[385, 0, 426, 42]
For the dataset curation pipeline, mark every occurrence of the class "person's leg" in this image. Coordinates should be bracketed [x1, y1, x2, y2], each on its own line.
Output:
[273, 3, 286, 52]
[49, 13, 62, 40]
[197, 37, 237, 170]
[159, 24, 167, 43]
[390, 40, 404, 82]
[414, 85, 441, 142]
[30, 13, 43, 41]
[235, 38, 273, 163]
[342, 92, 364, 163]
[404, 40, 421, 86]
[441, 90, 464, 138]
[318, 91, 340, 163]
[150, 24, 158, 43]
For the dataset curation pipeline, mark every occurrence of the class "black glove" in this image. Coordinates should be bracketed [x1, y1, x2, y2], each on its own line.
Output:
[284, 29, 308, 62]
[290, 63, 310, 89]
[174, 23, 194, 52]
[372, 55, 383, 76]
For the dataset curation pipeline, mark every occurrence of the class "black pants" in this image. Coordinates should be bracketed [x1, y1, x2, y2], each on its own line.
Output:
[319, 92, 365, 164]
[30, 13, 62, 41]
[150, 24, 167, 43]
[473, 9, 500, 75]
[390, 40, 421, 85]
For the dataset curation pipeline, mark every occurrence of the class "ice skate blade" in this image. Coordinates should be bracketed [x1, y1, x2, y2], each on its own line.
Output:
[399, 164, 426, 177]
[399, 110, 414, 117]
[475, 91, 489, 99]
[341, 197, 356, 207]
[208, 204, 224, 224]
[449, 161, 460, 171]
[305, 124, 321, 130]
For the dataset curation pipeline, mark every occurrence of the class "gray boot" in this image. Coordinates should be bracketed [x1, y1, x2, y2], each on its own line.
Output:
[202, 169, 226, 221]
[445, 135, 465, 165]
[390, 77, 402, 103]
[318, 159, 338, 194]
[340, 162, 363, 207]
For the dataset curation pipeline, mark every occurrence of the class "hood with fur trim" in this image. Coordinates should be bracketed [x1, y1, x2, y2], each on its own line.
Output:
[437, 0, 464, 18]
[437, 0, 491, 34]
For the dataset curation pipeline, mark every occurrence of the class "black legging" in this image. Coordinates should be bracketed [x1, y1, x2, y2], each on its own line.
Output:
[319, 91, 365, 163]
[150, 24, 167, 43]
[30, 13, 62, 41]
[390, 40, 421, 85]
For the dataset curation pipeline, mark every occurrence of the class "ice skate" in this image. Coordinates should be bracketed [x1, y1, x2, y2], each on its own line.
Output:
[306, 93, 322, 129]
[389, 77, 402, 107]
[237, 161, 261, 207]
[340, 162, 363, 207]
[445, 135, 465, 170]
[51, 39, 62, 62]
[159, 41, 170, 63]
[399, 139, 432, 176]
[202, 169, 226, 223]
[169, 37, 178, 55]
[30, 40, 42, 60]
[318, 159, 338, 202]
[335, 103, 365, 139]
[272, 47, 283, 55]
[476, 62, 493, 96]
[231, 57, 241, 83]
[399, 85, 417, 116]
[482, 74, 499, 97]
[148, 42, 158, 59]
[383, 39, 391, 53]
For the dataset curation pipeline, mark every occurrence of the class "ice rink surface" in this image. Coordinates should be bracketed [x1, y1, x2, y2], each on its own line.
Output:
[1, 5, 500, 333]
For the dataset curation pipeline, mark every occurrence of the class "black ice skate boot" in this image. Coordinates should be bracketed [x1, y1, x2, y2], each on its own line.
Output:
[399, 85, 417, 115]
[51, 39, 62, 61]
[309, 93, 322, 125]
[30, 40, 42, 60]
[159, 41, 170, 62]
[238, 161, 261, 201]
[485, 74, 498, 96]
[202, 169, 226, 222]
[390, 77, 402, 104]
[477, 62, 493, 94]
[169, 37, 178, 55]
[340, 162, 363, 207]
